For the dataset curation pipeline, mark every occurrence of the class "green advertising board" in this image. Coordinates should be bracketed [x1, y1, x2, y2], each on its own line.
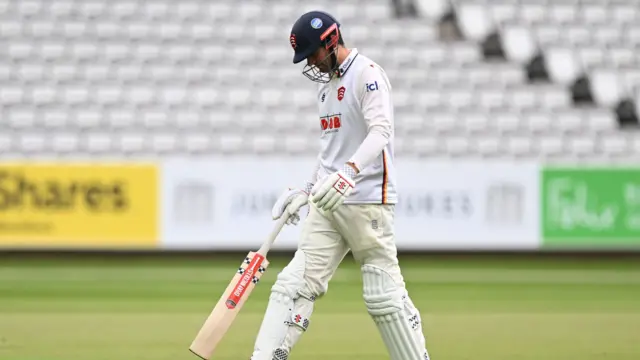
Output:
[541, 167, 640, 248]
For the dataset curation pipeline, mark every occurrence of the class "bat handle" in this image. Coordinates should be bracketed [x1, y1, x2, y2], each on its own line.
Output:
[256, 215, 288, 257]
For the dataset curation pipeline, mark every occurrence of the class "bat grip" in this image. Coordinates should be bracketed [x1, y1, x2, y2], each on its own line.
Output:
[256, 215, 288, 257]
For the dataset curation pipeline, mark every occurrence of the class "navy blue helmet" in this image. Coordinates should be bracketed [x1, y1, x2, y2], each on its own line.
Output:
[289, 11, 342, 83]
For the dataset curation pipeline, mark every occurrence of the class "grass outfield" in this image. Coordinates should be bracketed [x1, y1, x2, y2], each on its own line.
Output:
[1, 253, 639, 360]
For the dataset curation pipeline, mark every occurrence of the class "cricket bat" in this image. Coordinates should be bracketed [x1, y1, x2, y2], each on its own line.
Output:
[189, 215, 288, 360]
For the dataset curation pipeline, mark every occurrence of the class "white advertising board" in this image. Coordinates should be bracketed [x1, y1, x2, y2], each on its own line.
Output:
[161, 158, 540, 250]
[393, 159, 540, 250]
[160, 156, 313, 250]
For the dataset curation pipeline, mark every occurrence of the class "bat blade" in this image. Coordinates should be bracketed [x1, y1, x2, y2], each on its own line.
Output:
[189, 251, 269, 360]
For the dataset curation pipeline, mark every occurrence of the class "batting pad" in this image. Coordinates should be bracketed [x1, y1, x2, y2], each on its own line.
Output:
[362, 264, 425, 360]
[251, 292, 293, 360]
[252, 250, 313, 360]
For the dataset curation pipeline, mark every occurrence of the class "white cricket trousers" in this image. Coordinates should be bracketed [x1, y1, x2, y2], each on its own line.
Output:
[297, 200, 405, 298]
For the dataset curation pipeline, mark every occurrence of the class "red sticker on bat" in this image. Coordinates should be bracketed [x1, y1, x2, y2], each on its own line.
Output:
[226, 254, 265, 309]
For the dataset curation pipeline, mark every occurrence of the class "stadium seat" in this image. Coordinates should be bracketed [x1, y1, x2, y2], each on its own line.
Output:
[462, 111, 490, 134]
[581, 3, 608, 24]
[538, 136, 564, 157]
[524, 111, 553, 135]
[507, 136, 534, 157]
[19, 133, 47, 154]
[601, 135, 628, 157]
[456, 3, 492, 41]
[52, 132, 80, 153]
[184, 133, 212, 154]
[590, 69, 624, 107]
[588, 109, 618, 133]
[8, 109, 36, 130]
[150, 133, 179, 154]
[569, 137, 596, 157]
[119, 133, 147, 154]
[415, 0, 450, 20]
[413, 136, 440, 156]
[489, 3, 517, 25]
[475, 135, 501, 157]
[500, 24, 537, 64]
[518, 2, 547, 25]
[86, 133, 114, 154]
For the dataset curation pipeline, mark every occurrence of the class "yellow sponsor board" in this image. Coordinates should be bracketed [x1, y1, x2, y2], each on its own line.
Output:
[0, 163, 158, 248]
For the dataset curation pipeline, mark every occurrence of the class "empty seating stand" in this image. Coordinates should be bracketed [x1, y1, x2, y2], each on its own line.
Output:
[0, 0, 638, 162]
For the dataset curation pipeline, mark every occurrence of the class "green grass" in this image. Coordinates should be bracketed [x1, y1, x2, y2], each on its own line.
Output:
[1, 254, 639, 360]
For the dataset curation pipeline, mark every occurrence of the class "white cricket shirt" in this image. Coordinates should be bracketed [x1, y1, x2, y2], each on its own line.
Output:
[312, 48, 397, 205]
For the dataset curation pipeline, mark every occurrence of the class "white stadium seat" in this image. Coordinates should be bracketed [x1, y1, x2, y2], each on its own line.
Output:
[565, 24, 591, 47]
[0, 63, 12, 81]
[570, 137, 596, 157]
[252, 135, 277, 155]
[52, 133, 80, 153]
[518, 2, 547, 25]
[538, 136, 564, 157]
[588, 109, 617, 133]
[537, 85, 572, 110]
[413, 136, 440, 156]
[0, 134, 12, 153]
[524, 112, 553, 135]
[494, 111, 521, 134]
[611, 4, 637, 24]
[549, 4, 578, 25]
[415, 0, 450, 20]
[43, 109, 69, 129]
[507, 136, 534, 157]
[75, 108, 102, 129]
[501, 24, 536, 64]
[19, 133, 47, 154]
[457, 3, 493, 41]
[108, 110, 135, 129]
[601, 135, 628, 157]
[445, 136, 470, 156]
[490, 3, 518, 25]
[554, 110, 584, 134]
[151, 133, 178, 153]
[49, 1, 74, 18]
[590, 69, 624, 107]
[463, 111, 490, 135]
[581, 4, 608, 25]
[184, 133, 212, 154]
[475, 135, 501, 157]
[1, 21, 22, 38]
[85, 133, 113, 154]
[142, 111, 169, 129]
[119, 133, 146, 154]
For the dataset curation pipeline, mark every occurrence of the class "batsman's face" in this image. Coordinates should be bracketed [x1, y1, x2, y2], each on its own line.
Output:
[307, 47, 331, 73]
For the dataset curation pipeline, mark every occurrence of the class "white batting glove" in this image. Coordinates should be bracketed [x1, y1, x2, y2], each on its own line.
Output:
[310, 164, 357, 212]
[271, 184, 312, 225]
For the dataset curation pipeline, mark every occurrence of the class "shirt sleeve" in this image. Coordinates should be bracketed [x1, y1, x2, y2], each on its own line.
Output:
[304, 154, 321, 194]
[348, 64, 393, 172]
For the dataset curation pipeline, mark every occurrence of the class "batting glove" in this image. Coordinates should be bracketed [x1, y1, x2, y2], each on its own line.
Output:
[271, 183, 312, 225]
[310, 163, 357, 212]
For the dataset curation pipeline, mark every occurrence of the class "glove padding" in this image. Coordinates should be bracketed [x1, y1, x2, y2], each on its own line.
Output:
[310, 166, 356, 212]
[272, 188, 309, 225]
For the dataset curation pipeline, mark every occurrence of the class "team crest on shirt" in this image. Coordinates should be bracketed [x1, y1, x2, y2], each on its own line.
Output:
[337, 86, 346, 101]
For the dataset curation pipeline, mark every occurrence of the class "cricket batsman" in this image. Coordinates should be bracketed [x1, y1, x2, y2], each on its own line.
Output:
[251, 10, 430, 360]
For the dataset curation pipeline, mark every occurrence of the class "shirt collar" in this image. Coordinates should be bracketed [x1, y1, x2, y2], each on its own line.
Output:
[336, 48, 359, 78]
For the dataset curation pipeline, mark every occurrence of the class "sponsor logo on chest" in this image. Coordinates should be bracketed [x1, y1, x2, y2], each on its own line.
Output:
[319, 114, 341, 135]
